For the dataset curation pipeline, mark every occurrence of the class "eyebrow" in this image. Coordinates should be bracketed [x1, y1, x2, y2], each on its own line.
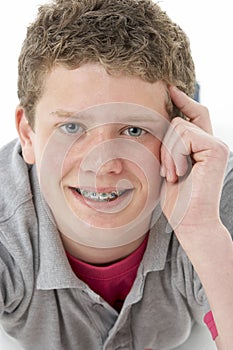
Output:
[50, 109, 163, 124]
[50, 110, 89, 119]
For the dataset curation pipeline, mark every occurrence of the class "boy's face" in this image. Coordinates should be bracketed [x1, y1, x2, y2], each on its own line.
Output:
[19, 64, 170, 248]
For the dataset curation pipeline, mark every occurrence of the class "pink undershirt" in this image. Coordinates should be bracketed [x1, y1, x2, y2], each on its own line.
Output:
[66, 235, 148, 312]
[66, 235, 218, 340]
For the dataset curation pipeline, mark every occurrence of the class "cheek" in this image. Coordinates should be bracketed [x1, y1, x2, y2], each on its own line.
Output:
[136, 139, 162, 193]
[36, 134, 77, 185]
[124, 142, 162, 187]
[61, 153, 82, 183]
[146, 138, 162, 161]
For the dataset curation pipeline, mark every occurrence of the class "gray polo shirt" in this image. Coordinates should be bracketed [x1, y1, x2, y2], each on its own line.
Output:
[0, 140, 233, 350]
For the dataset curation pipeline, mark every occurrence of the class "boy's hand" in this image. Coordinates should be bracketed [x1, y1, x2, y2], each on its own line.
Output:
[160, 86, 229, 238]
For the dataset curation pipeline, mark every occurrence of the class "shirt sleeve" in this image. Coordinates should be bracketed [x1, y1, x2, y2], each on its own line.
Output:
[175, 246, 210, 320]
[174, 247, 220, 342]
[175, 151, 233, 331]
[0, 240, 25, 319]
[220, 151, 233, 239]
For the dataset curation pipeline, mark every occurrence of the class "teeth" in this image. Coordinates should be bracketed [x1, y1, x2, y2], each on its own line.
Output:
[76, 189, 125, 202]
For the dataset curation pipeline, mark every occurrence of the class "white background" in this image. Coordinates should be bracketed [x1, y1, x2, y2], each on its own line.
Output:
[0, 0, 232, 149]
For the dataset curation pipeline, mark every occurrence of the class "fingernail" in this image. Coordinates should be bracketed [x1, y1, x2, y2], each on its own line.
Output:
[166, 169, 175, 183]
[170, 85, 184, 94]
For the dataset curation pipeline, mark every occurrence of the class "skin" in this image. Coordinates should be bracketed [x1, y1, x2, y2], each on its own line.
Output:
[16, 63, 170, 264]
[16, 64, 233, 348]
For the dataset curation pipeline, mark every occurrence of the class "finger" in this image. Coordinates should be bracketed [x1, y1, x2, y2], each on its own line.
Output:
[160, 145, 178, 183]
[161, 118, 191, 182]
[169, 85, 213, 134]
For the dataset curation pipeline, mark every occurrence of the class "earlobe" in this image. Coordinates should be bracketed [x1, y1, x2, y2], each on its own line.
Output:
[15, 106, 35, 164]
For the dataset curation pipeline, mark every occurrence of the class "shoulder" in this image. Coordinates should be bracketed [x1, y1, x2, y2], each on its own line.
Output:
[220, 150, 233, 237]
[0, 141, 38, 316]
[224, 150, 233, 179]
[0, 139, 33, 222]
[0, 139, 38, 263]
[0, 139, 38, 276]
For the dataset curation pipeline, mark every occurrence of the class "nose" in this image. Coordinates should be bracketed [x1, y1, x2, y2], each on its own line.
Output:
[80, 128, 124, 176]
[97, 158, 124, 176]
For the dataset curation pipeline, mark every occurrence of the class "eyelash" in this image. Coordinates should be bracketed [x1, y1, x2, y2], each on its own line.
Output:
[59, 123, 84, 135]
[59, 123, 147, 138]
[121, 126, 147, 137]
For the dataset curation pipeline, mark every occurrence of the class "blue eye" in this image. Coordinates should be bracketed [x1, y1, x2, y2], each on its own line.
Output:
[60, 123, 84, 135]
[123, 127, 146, 137]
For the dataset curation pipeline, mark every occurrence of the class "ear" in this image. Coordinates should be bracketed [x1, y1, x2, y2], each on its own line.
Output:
[15, 106, 35, 164]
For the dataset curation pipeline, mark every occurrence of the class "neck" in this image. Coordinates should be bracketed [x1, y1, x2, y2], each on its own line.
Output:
[61, 233, 148, 265]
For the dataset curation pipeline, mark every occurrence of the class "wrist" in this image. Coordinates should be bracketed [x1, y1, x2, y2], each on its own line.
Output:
[174, 220, 231, 257]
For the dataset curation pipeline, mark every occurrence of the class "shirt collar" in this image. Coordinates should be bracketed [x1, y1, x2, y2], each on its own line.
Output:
[31, 165, 84, 290]
[142, 211, 172, 274]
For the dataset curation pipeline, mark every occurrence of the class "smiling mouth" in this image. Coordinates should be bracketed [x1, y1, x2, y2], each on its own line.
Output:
[73, 188, 131, 202]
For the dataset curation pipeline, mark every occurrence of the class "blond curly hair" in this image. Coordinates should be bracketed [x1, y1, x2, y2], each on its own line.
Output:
[18, 0, 195, 127]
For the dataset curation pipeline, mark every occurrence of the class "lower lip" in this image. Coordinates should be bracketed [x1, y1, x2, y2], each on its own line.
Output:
[69, 187, 133, 212]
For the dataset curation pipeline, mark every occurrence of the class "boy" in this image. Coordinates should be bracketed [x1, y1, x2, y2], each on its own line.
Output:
[0, 0, 233, 349]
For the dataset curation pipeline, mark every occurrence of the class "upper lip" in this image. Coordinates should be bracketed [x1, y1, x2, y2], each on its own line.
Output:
[69, 186, 133, 192]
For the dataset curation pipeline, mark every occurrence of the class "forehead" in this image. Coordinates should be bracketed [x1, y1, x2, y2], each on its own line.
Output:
[39, 63, 170, 119]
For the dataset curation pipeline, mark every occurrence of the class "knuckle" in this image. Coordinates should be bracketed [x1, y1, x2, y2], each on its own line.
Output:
[199, 104, 209, 116]
[170, 116, 183, 127]
[219, 140, 229, 157]
[211, 138, 229, 161]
